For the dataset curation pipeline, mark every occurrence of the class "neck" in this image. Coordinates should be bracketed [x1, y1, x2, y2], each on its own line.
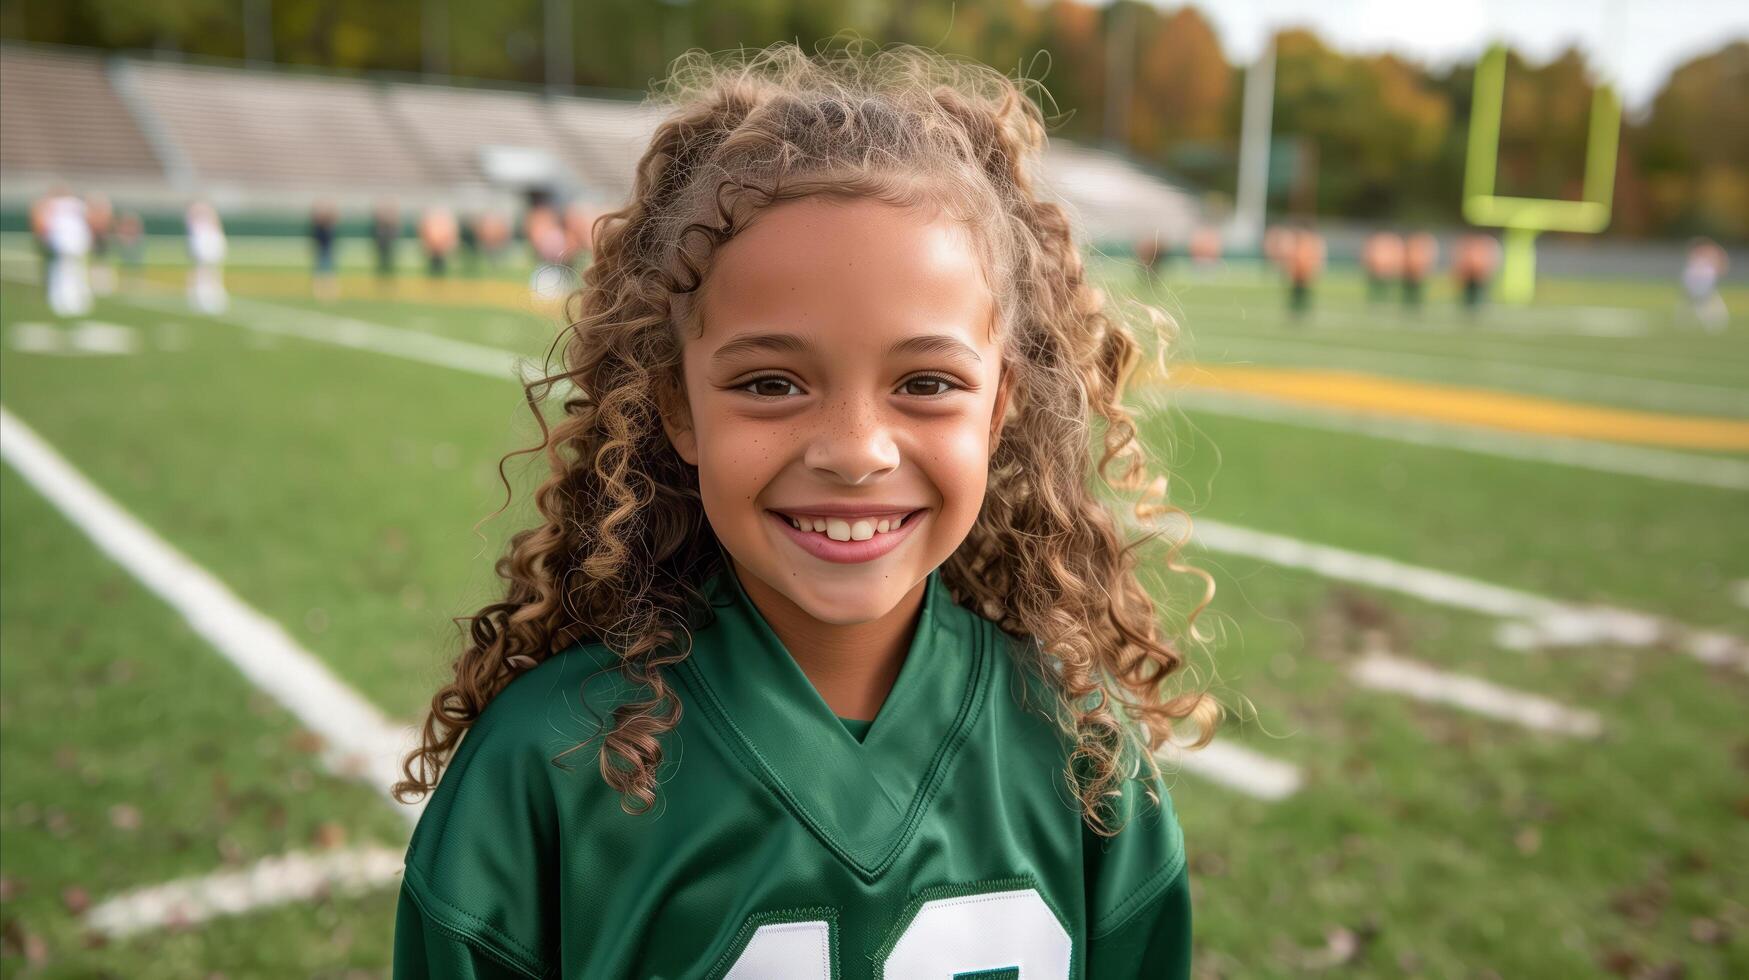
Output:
[730, 556, 927, 721]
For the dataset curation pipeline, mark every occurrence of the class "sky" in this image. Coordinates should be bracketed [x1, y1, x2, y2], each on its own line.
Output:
[1132, 0, 1749, 110]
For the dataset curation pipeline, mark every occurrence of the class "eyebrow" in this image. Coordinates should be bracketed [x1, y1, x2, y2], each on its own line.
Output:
[710, 332, 983, 367]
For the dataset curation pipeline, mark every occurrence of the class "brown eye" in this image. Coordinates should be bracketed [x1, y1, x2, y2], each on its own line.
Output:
[901, 375, 960, 397]
[739, 376, 800, 399]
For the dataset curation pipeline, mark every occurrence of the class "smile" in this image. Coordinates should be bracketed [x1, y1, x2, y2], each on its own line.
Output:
[765, 508, 926, 564]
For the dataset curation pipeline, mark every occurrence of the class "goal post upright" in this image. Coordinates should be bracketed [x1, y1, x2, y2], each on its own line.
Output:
[1462, 43, 1622, 303]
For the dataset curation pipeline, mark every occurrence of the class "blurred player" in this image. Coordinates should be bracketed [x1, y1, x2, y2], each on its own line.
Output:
[524, 203, 572, 298]
[1134, 233, 1167, 284]
[114, 211, 145, 278]
[1453, 234, 1500, 315]
[42, 185, 93, 317]
[1263, 224, 1295, 275]
[185, 201, 229, 315]
[86, 192, 117, 296]
[562, 201, 597, 261]
[310, 200, 340, 300]
[1189, 225, 1222, 269]
[1681, 238, 1729, 332]
[29, 190, 53, 290]
[419, 206, 459, 278]
[1286, 226, 1325, 319]
[1402, 232, 1439, 310]
[474, 210, 511, 270]
[1362, 231, 1404, 304]
[372, 200, 400, 280]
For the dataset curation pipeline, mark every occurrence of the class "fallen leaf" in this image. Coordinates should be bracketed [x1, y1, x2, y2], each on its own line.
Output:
[311, 822, 347, 850]
[1689, 917, 1726, 945]
[60, 886, 89, 915]
[108, 804, 141, 831]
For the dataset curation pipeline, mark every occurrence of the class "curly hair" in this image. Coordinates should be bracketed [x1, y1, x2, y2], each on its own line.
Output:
[393, 38, 1222, 836]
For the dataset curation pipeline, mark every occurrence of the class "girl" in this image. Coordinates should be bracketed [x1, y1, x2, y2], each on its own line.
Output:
[392, 41, 1220, 980]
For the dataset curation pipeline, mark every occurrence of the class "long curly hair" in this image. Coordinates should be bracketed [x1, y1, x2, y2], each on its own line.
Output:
[393, 39, 1222, 836]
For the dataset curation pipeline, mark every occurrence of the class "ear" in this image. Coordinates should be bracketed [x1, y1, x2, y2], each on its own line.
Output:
[988, 363, 1013, 450]
[658, 382, 700, 467]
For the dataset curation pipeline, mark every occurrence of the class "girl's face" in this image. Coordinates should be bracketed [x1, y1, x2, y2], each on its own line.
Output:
[664, 195, 1010, 626]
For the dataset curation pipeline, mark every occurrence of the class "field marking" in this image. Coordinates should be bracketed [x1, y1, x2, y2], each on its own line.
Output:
[1184, 334, 1746, 417]
[1148, 364, 1749, 451]
[1158, 738, 1303, 801]
[1146, 388, 1749, 492]
[1349, 649, 1603, 737]
[0, 405, 424, 824]
[101, 283, 1749, 487]
[119, 290, 537, 382]
[82, 844, 404, 939]
[20, 283, 1744, 796]
[6, 320, 142, 356]
[1131, 512, 1749, 673]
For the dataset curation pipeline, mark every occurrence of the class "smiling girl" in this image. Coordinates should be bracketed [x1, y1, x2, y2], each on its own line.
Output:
[392, 41, 1220, 980]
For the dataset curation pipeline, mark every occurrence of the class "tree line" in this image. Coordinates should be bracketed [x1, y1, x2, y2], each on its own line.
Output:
[4, 0, 1742, 239]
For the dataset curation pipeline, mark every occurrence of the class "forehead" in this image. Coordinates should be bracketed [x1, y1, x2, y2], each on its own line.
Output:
[693, 195, 996, 351]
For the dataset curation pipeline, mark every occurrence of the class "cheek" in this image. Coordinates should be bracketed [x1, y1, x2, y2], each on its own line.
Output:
[917, 416, 995, 515]
[693, 416, 787, 513]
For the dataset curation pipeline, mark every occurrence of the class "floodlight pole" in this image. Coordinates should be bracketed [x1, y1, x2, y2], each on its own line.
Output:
[1229, 39, 1276, 255]
[545, 0, 573, 92]
[243, 0, 273, 66]
[1103, 0, 1135, 150]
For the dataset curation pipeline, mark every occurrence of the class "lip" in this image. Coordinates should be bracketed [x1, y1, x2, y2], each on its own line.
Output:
[765, 502, 925, 519]
[766, 508, 926, 565]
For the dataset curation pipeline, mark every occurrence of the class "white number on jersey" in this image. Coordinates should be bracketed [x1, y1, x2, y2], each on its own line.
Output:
[723, 886, 1072, 978]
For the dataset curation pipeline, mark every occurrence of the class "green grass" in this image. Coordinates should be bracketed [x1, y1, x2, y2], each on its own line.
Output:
[1, 249, 1745, 978]
[0, 466, 405, 977]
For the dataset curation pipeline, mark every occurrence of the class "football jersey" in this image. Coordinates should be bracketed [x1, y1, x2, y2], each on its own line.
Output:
[393, 560, 1191, 979]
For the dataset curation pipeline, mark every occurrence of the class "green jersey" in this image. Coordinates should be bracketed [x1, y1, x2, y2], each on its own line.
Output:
[393, 561, 1191, 979]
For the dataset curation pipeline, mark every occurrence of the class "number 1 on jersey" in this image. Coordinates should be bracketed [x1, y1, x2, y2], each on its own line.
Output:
[723, 886, 1072, 978]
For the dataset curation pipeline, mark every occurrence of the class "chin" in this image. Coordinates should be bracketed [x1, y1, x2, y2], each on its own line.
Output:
[785, 578, 907, 626]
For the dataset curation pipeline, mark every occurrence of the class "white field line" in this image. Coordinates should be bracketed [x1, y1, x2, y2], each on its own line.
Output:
[1127, 511, 1749, 673]
[110, 282, 1749, 492]
[118, 290, 540, 383]
[1349, 650, 1603, 737]
[1141, 389, 1749, 492]
[82, 845, 405, 939]
[0, 405, 424, 824]
[17, 281, 1741, 793]
[1158, 738, 1303, 801]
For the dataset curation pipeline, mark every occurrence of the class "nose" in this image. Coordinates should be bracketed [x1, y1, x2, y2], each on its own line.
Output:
[803, 394, 900, 486]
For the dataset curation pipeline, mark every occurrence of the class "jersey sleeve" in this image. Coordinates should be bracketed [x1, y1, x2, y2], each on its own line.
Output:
[1081, 766, 1192, 980]
[393, 663, 580, 980]
[393, 879, 552, 979]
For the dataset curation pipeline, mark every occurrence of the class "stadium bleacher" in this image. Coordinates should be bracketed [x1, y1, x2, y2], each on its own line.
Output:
[0, 43, 1200, 241]
[0, 45, 164, 182]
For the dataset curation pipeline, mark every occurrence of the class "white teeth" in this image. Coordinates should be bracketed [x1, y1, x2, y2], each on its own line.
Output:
[780, 511, 913, 541]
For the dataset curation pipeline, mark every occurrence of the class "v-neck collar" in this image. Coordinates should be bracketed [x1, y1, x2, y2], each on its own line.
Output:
[677, 558, 992, 881]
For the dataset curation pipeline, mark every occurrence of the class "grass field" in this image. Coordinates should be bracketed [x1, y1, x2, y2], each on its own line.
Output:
[1, 242, 1745, 978]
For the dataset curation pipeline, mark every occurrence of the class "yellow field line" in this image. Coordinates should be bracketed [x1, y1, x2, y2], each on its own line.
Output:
[138, 267, 555, 313]
[1149, 364, 1749, 451]
[130, 268, 1747, 451]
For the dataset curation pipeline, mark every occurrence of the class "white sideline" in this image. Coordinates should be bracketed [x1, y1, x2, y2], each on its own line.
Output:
[82, 845, 405, 939]
[1141, 389, 1749, 492]
[119, 290, 536, 382]
[1159, 738, 1303, 802]
[1132, 513, 1749, 673]
[0, 405, 424, 824]
[1349, 650, 1604, 737]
